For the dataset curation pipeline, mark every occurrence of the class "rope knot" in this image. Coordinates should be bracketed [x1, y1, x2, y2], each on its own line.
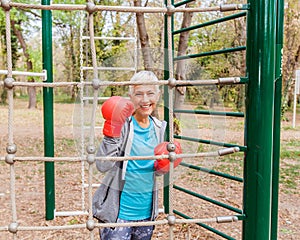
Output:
[0, 0, 11, 11]
[5, 154, 15, 165]
[168, 78, 177, 88]
[86, 2, 96, 14]
[6, 143, 17, 154]
[4, 77, 14, 89]
[166, 5, 175, 16]
[8, 222, 18, 233]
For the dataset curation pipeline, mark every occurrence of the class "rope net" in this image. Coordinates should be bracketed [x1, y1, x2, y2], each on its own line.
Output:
[0, 1, 244, 239]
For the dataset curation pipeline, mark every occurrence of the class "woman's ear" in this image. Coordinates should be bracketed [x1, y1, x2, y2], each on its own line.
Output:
[156, 90, 161, 101]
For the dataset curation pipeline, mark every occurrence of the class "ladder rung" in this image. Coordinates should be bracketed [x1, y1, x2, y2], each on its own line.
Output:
[82, 36, 136, 41]
[82, 66, 136, 71]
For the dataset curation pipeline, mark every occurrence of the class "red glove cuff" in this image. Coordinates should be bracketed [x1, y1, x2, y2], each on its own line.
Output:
[102, 120, 124, 138]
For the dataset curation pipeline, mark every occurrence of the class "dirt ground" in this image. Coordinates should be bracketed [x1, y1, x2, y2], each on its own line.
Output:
[0, 99, 299, 240]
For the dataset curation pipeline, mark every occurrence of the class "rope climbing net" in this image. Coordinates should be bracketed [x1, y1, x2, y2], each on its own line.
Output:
[0, 1, 245, 239]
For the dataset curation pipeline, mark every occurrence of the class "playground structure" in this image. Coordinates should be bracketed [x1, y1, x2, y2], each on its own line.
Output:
[0, 0, 284, 240]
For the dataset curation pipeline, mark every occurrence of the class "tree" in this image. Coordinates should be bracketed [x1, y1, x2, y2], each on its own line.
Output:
[0, 9, 21, 104]
[11, 19, 36, 108]
[134, 0, 153, 70]
[281, 0, 300, 118]
[174, 2, 195, 118]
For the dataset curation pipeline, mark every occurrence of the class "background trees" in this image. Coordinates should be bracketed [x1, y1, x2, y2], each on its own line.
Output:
[0, 0, 299, 119]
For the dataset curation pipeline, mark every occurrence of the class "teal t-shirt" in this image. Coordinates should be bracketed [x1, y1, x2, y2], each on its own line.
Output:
[118, 116, 158, 220]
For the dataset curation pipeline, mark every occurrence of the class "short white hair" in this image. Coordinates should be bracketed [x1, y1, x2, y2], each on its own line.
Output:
[129, 71, 160, 95]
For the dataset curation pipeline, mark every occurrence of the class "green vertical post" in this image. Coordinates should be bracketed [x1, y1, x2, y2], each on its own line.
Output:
[163, 0, 174, 214]
[163, 3, 170, 215]
[271, 0, 284, 238]
[42, 0, 55, 220]
[243, 0, 277, 239]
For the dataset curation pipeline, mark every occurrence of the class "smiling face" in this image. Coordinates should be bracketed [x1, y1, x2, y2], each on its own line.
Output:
[129, 85, 160, 120]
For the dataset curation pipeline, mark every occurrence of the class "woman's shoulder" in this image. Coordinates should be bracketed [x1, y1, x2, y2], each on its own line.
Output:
[149, 116, 167, 128]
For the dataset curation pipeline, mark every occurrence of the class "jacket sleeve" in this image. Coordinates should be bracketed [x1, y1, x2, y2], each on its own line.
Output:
[95, 120, 129, 173]
[95, 136, 122, 173]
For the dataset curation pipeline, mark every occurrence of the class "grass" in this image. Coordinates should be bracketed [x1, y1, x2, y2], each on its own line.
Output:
[280, 161, 300, 194]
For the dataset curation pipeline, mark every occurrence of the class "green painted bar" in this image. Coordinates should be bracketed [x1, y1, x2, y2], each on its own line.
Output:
[174, 210, 236, 240]
[243, 0, 276, 238]
[42, 0, 55, 220]
[174, 46, 246, 61]
[174, 135, 247, 152]
[174, 0, 194, 8]
[174, 109, 244, 117]
[173, 12, 247, 35]
[180, 162, 243, 182]
[174, 185, 243, 214]
[271, 0, 284, 238]
[163, 0, 174, 214]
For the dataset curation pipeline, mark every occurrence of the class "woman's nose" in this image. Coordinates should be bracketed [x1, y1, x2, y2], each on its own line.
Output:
[141, 93, 149, 101]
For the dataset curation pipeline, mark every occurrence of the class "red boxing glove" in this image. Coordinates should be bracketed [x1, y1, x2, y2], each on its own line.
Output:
[154, 141, 182, 174]
[101, 96, 134, 137]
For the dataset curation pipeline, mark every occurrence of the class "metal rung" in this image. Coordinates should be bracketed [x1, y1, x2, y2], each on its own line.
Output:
[82, 96, 110, 101]
[84, 183, 100, 188]
[216, 216, 239, 223]
[174, 135, 247, 152]
[0, 69, 47, 80]
[82, 66, 136, 71]
[174, 185, 243, 214]
[55, 210, 88, 217]
[82, 36, 136, 41]
[173, 12, 247, 35]
[83, 126, 102, 130]
[180, 162, 243, 182]
[173, 109, 244, 117]
[174, 0, 195, 8]
[174, 210, 239, 240]
[174, 46, 246, 61]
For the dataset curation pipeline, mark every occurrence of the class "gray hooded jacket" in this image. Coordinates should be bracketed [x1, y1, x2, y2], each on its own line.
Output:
[92, 116, 167, 223]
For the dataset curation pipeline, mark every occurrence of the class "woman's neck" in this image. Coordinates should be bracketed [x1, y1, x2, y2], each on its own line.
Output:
[133, 114, 150, 128]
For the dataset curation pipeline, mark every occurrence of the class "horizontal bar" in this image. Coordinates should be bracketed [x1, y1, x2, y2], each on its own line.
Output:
[174, 210, 236, 240]
[180, 162, 243, 182]
[174, 185, 243, 214]
[55, 211, 88, 217]
[0, 149, 231, 163]
[174, 109, 244, 117]
[174, 0, 195, 8]
[173, 11, 247, 35]
[174, 135, 247, 152]
[0, 69, 47, 80]
[0, 76, 248, 89]
[83, 126, 102, 130]
[8, 2, 246, 13]
[82, 66, 136, 71]
[82, 96, 110, 101]
[82, 36, 135, 41]
[174, 46, 246, 61]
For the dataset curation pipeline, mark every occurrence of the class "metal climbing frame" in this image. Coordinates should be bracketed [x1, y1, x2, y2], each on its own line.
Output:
[163, 0, 284, 239]
[0, 0, 284, 239]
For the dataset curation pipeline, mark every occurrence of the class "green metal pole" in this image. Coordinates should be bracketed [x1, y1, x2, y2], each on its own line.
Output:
[163, 0, 174, 214]
[243, 0, 276, 239]
[271, 0, 284, 238]
[163, 3, 170, 215]
[42, 0, 55, 220]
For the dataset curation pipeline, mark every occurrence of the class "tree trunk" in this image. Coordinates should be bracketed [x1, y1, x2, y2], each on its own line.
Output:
[70, 24, 78, 102]
[174, 2, 194, 134]
[11, 20, 36, 109]
[134, 0, 159, 118]
[134, 0, 153, 71]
